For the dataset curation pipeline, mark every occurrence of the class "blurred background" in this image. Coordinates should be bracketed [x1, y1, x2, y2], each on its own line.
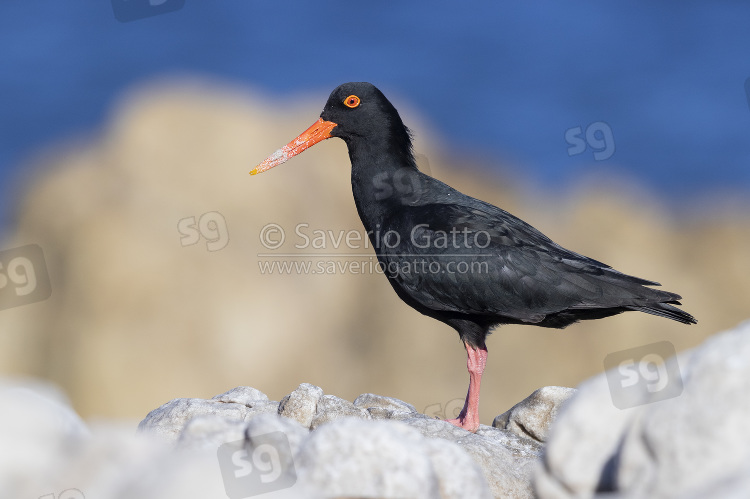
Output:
[0, 1, 748, 422]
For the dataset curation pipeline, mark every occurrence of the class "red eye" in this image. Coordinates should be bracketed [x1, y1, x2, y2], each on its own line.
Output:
[344, 95, 361, 108]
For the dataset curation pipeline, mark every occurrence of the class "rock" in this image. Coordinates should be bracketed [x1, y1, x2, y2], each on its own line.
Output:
[535, 320, 750, 498]
[244, 412, 310, 456]
[278, 383, 324, 429]
[295, 418, 493, 499]
[425, 438, 495, 499]
[212, 386, 269, 405]
[9, 319, 750, 499]
[0, 379, 91, 499]
[681, 462, 750, 499]
[177, 415, 250, 450]
[534, 374, 631, 497]
[354, 393, 431, 422]
[493, 386, 577, 443]
[214, 413, 312, 498]
[309, 394, 370, 429]
[405, 417, 541, 498]
[366, 406, 425, 421]
[353, 392, 419, 413]
[2, 378, 584, 499]
[138, 395, 277, 442]
[0, 379, 237, 499]
[134, 384, 551, 497]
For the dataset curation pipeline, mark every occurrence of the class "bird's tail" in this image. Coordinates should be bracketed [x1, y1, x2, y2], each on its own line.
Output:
[628, 302, 697, 325]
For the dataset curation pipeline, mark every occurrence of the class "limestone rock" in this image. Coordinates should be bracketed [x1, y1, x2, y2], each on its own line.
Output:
[244, 412, 310, 456]
[295, 418, 493, 499]
[0, 380, 91, 499]
[493, 386, 577, 443]
[212, 385, 269, 405]
[134, 384, 550, 497]
[353, 392, 419, 413]
[535, 320, 750, 498]
[3, 378, 584, 499]
[406, 417, 541, 498]
[366, 406, 426, 421]
[0, 379, 238, 499]
[8, 319, 750, 499]
[177, 415, 250, 450]
[278, 383, 324, 429]
[309, 394, 370, 429]
[138, 395, 276, 442]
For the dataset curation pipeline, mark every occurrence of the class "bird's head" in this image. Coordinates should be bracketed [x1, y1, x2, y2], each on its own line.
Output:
[251, 82, 411, 175]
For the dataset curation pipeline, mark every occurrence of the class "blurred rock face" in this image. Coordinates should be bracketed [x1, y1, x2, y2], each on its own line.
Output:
[0, 78, 747, 419]
[535, 320, 750, 498]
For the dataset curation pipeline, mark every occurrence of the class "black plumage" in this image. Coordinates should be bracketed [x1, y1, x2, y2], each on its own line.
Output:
[319, 83, 695, 348]
[252, 82, 695, 431]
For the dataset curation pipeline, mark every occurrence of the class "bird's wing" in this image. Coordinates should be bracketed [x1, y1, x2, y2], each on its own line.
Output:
[379, 202, 670, 323]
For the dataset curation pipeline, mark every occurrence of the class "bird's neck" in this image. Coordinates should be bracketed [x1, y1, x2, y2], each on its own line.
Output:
[347, 133, 421, 233]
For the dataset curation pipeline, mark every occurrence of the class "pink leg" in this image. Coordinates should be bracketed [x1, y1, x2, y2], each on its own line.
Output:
[446, 341, 488, 433]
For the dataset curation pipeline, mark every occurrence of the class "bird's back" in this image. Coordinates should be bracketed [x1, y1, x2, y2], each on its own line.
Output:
[368, 172, 695, 330]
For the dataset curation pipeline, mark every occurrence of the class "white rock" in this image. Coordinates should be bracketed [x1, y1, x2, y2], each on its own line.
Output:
[295, 417, 492, 499]
[405, 417, 540, 498]
[244, 412, 310, 457]
[535, 320, 750, 498]
[177, 414, 249, 450]
[278, 383, 324, 429]
[493, 386, 577, 443]
[353, 392, 418, 413]
[309, 394, 370, 429]
[137, 397, 262, 442]
[212, 386, 270, 405]
[0, 379, 91, 499]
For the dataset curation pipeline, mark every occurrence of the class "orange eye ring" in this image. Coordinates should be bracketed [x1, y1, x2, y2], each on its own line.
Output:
[344, 95, 361, 108]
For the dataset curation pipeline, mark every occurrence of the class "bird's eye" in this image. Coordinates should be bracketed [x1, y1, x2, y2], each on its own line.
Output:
[344, 95, 361, 108]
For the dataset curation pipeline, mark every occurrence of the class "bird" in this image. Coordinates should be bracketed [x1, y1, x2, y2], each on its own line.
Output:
[251, 82, 696, 432]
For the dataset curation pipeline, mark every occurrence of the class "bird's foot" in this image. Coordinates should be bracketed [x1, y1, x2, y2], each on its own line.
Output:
[445, 416, 479, 433]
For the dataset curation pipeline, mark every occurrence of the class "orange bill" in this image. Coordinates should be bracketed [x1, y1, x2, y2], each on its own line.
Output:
[250, 118, 338, 175]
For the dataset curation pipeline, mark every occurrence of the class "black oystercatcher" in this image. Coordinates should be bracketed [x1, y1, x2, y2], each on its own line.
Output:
[251, 82, 696, 432]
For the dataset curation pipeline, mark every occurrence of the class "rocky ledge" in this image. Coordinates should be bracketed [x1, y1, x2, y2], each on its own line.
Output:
[2, 320, 750, 499]
[137, 383, 575, 498]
